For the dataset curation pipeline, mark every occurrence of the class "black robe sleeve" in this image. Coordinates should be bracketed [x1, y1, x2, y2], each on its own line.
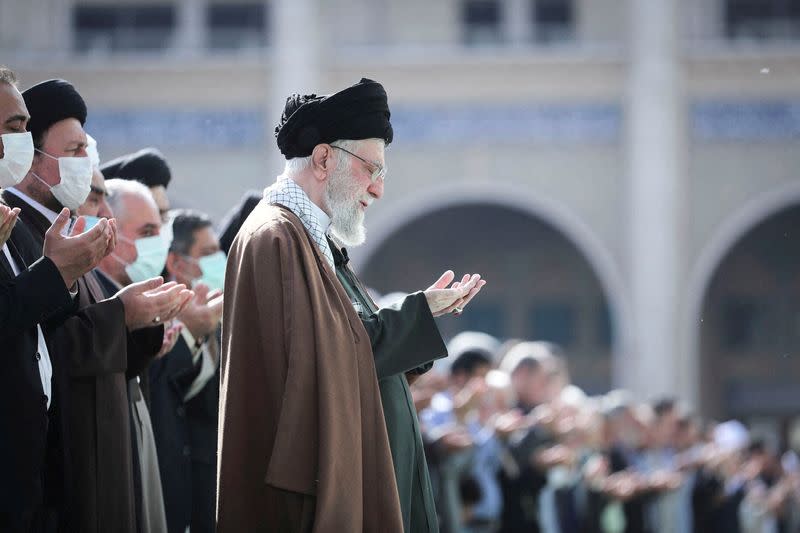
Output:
[126, 326, 165, 380]
[0, 256, 75, 341]
[46, 298, 129, 377]
[361, 292, 447, 379]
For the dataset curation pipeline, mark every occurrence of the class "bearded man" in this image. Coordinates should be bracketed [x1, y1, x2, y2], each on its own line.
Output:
[217, 78, 485, 532]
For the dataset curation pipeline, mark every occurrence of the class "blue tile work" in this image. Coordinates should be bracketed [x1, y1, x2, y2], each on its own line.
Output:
[390, 103, 622, 144]
[83, 101, 800, 148]
[693, 101, 800, 141]
[85, 109, 266, 148]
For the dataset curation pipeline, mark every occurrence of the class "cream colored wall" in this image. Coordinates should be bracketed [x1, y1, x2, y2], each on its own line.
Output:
[5, 1, 800, 410]
[13, 50, 800, 260]
[690, 142, 800, 264]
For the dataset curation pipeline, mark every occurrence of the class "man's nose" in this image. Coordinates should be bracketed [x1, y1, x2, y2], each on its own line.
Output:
[368, 176, 384, 200]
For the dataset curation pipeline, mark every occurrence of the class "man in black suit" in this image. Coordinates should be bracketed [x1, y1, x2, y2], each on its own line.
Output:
[0, 69, 192, 532]
[0, 66, 116, 532]
[150, 209, 223, 533]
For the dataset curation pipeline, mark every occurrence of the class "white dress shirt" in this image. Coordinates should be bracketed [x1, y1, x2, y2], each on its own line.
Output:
[179, 325, 219, 402]
[7, 187, 60, 224]
[5, 188, 74, 410]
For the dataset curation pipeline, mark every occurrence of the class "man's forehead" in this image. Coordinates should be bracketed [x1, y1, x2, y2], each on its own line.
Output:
[194, 226, 220, 246]
[357, 139, 386, 163]
[43, 118, 87, 147]
[122, 192, 160, 223]
[0, 83, 29, 122]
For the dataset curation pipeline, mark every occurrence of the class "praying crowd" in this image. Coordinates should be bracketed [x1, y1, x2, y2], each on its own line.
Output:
[1, 68, 223, 533]
[407, 332, 800, 533]
[1, 66, 798, 533]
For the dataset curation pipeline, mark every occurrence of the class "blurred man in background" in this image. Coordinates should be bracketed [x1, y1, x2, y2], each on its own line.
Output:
[96, 178, 193, 533]
[101, 147, 172, 222]
[150, 208, 223, 533]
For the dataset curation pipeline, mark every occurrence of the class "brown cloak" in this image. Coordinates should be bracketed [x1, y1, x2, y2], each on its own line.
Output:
[217, 203, 403, 532]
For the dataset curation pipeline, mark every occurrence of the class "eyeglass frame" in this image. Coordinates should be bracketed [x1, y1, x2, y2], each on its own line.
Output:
[330, 145, 386, 183]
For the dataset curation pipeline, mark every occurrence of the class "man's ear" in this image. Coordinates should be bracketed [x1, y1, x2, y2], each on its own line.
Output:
[165, 251, 181, 277]
[310, 144, 333, 183]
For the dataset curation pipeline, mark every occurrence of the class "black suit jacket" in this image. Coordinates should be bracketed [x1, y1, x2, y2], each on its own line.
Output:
[0, 204, 75, 532]
[149, 331, 220, 533]
[148, 335, 198, 533]
[2, 189, 153, 532]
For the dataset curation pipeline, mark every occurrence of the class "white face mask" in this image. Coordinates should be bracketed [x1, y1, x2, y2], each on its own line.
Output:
[34, 149, 93, 210]
[113, 233, 170, 284]
[86, 134, 99, 169]
[0, 132, 34, 188]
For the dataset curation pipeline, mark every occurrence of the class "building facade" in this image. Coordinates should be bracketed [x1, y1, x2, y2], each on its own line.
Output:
[2, 0, 799, 445]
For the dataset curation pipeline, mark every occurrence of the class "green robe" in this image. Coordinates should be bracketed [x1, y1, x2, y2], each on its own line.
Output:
[329, 242, 447, 533]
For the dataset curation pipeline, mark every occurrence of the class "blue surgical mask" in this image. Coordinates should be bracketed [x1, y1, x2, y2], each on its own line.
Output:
[115, 233, 170, 283]
[60, 215, 105, 237]
[81, 215, 103, 233]
[184, 250, 226, 292]
[197, 251, 226, 292]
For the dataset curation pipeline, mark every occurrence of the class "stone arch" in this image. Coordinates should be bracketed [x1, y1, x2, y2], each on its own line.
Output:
[348, 181, 633, 387]
[684, 180, 800, 416]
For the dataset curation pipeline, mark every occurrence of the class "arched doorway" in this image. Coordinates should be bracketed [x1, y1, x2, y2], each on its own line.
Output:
[698, 204, 800, 448]
[360, 203, 615, 394]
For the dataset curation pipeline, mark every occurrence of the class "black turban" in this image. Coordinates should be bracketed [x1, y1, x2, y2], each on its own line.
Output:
[100, 147, 172, 189]
[22, 79, 87, 146]
[218, 190, 261, 255]
[275, 78, 393, 159]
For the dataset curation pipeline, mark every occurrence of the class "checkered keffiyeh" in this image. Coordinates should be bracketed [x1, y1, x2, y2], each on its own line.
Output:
[264, 178, 335, 268]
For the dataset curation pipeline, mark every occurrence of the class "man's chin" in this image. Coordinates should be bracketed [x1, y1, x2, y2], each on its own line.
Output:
[331, 225, 366, 247]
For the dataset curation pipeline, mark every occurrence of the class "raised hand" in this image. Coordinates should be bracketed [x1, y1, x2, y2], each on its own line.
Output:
[115, 277, 194, 331]
[177, 282, 224, 339]
[0, 204, 20, 249]
[44, 208, 114, 288]
[423, 270, 487, 317]
[155, 321, 183, 358]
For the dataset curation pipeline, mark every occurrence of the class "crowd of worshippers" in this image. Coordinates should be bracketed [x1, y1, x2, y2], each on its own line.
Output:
[404, 331, 800, 533]
[3, 64, 800, 533]
[1, 68, 235, 533]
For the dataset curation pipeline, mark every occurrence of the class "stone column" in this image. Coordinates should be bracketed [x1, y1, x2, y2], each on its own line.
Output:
[175, 0, 206, 55]
[268, 0, 322, 168]
[507, 0, 532, 45]
[623, 0, 693, 405]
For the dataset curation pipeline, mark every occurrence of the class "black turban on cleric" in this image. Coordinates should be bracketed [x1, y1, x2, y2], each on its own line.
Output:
[100, 147, 172, 189]
[22, 79, 87, 146]
[275, 78, 393, 159]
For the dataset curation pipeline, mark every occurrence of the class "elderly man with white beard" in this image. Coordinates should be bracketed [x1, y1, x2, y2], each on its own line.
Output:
[217, 78, 486, 532]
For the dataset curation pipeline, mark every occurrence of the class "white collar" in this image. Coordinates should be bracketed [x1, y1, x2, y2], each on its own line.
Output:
[264, 177, 335, 268]
[7, 186, 60, 223]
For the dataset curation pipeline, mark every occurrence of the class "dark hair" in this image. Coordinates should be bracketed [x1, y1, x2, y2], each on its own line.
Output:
[0, 67, 17, 87]
[513, 356, 543, 375]
[450, 350, 492, 377]
[747, 439, 766, 456]
[169, 209, 213, 256]
[652, 397, 677, 418]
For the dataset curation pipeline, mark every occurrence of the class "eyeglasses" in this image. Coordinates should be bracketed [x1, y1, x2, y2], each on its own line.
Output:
[330, 145, 386, 183]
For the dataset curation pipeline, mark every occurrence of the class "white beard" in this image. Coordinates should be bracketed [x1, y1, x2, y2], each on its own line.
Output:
[324, 166, 368, 246]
